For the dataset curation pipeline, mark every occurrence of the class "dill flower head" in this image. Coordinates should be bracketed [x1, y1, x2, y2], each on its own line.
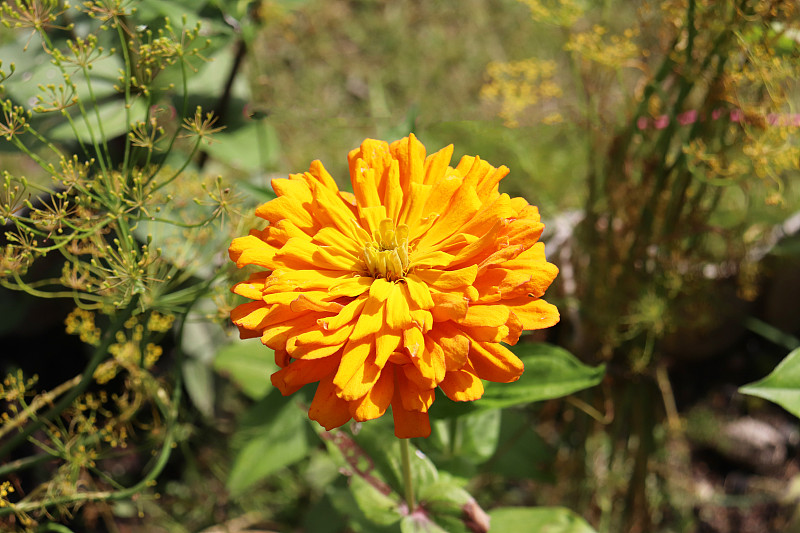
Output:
[229, 134, 559, 438]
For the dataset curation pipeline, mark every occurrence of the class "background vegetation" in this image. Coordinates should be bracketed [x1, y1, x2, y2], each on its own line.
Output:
[1, 0, 799, 532]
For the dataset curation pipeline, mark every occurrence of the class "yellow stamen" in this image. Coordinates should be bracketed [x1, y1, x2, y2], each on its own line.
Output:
[364, 218, 409, 281]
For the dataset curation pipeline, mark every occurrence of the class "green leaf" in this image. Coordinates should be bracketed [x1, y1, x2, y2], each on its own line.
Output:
[136, 0, 208, 28]
[227, 388, 309, 495]
[740, 347, 800, 419]
[202, 120, 281, 172]
[180, 309, 227, 417]
[2, 35, 123, 107]
[488, 507, 597, 533]
[354, 421, 438, 496]
[182, 358, 215, 417]
[417, 479, 474, 533]
[400, 514, 449, 533]
[424, 410, 501, 478]
[213, 341, 277, 399]
[350, 475, 403, 527]
[430, 343, 604, 418]
[327, 484, 403, 533]
[485, 410, 555, 482]
[49, 98, 148, 143]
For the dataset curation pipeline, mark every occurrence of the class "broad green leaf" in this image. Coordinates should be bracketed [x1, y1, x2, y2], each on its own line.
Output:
[227, 388, 309, 495]
[417, 479, 475, 533]
[2, 35, 122, 107]
[400, 514, 449, 533]
[202, 120, 281, 172]
[182, 358, 215, 417]
[327, 485, 403, 533]
[213, 341, 277, 399]
[430, 343, 604, 418]
[350, 475, 403, 527]
[424, 410, 501, 478]
[49, 98, 148, 143]
[418, 480, 473, 509]
[485, 410, 555, 482]
[488, 507, 597, 533]
[354, 421, 438, 496]
[180, 310, 227, 417]
[137, 0, 207, 28]
[740, 347, 800, 418]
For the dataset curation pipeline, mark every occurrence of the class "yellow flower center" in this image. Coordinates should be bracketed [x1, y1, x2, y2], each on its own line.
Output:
[363, 218, 409, 281]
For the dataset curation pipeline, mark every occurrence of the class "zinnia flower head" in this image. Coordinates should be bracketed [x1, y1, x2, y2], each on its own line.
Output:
[229, 134, 559, 438]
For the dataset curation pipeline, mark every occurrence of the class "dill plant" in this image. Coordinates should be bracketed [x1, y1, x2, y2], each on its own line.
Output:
[0, 1, 242, 528]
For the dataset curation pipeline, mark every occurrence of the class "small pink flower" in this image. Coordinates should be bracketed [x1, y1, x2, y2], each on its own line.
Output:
[654, 115, 669, 129]
[678, 110, 698, 126]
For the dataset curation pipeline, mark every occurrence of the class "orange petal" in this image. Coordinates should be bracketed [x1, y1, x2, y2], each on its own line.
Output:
[231, 272, 270, 300]
[293, 322, 355, 349]
[458, 303, 511, 328]
[286, 338, 343, 360]
[260, 312, 318, 350]
[270, 176, 312, 204]
[256, 196, 315, 232]
[390, 133, 426, 190]
[386, 282, 413, 329]
[430, 291, 468, 322]
[418, 185, 482, 248]
[403, 277, 434, 309]
[229, 234, 279, 269]
[468, 339, 524, 383]
[506, 297, 561, 330]
[289, 294, 344, 313]
[274, 237, 360, 272]
[401, 359, 436, 390]
[423, 144, 454, 185]
[439, 364, 484, 402]
[411, 266, 477, 290]
[395, 368, 435, 412]
[309, 377, 352, 431]
[271, 356, 339, 395]
[320, 293, 368, 330]
[391, 371, 431, 439]
[428, 323, 470, 369]
[383, 159, 403, 222]
[231, 301, 272, 335]
[350, 364, 395, 422]
[376, 324, 402, 367]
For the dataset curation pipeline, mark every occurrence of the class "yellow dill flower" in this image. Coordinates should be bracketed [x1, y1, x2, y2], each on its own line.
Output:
[228, 135, 559, 438]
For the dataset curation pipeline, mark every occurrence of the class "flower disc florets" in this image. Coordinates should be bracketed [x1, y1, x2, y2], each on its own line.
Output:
[228, 134, 559, 438]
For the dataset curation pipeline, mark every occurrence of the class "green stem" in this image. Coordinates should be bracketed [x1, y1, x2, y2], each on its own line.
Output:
[400, 438, 415, 512]
[0, 454, 51, 478]
[36, 524, 76, 533]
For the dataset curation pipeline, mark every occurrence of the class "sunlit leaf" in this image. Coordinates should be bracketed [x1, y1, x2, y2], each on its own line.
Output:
[740, 347, 800, 419]
[213, 341, 276, 399]
[227, 388, 309, 495]
[350, 475, 403, 527]
[202, 120, 281, 172]
[488, 507, 597, 533]
[430, 343, 604, 418]
[49, 99, 148, 143]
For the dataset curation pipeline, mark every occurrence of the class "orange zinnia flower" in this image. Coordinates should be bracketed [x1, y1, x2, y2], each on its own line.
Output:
[229, 134, 559, 438]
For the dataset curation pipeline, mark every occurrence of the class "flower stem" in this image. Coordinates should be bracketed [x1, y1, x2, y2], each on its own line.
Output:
[400, 438, 415, 512]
